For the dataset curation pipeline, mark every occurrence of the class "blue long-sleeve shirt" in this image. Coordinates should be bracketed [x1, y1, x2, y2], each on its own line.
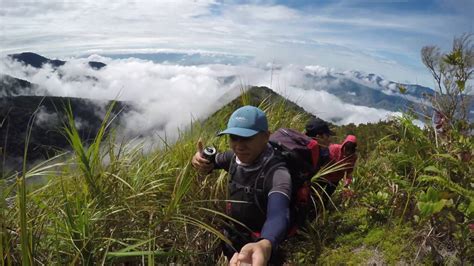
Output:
[261, 192, 290, 249]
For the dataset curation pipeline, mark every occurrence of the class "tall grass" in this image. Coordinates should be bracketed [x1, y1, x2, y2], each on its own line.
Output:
[17, 98, 46, 266]
[1, 179, 15, 266]
[62, 101, 116, 198]
[6, 88, 469, 264]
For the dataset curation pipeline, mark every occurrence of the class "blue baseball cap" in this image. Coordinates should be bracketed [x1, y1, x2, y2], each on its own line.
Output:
[217, 105, 268, 137]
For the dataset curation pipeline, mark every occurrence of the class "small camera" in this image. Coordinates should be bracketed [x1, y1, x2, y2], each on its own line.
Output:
[202, 146, 217, 163]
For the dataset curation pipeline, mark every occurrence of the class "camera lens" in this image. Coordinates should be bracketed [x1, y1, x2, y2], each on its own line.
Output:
[203, 146, 217, 162]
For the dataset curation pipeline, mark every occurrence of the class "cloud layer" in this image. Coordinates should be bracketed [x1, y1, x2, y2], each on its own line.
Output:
[1, 55, 401, 145]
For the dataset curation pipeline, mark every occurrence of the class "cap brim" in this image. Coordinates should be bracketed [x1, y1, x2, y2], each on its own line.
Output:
[217, 127, 259, 137]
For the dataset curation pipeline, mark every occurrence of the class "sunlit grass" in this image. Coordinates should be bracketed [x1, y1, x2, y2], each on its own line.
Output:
[2, 88, 471, 264]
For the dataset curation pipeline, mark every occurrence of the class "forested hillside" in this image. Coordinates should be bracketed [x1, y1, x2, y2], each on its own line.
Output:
[0, 96, 129, 175]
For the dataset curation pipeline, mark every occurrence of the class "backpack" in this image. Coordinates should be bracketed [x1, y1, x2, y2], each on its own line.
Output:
[269, 128, 320, 179]
[227, 128, 320, 235]
[269, 128, 320, 232]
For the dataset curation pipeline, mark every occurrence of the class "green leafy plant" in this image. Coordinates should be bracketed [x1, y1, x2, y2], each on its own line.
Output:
[417, 187, 453, 218]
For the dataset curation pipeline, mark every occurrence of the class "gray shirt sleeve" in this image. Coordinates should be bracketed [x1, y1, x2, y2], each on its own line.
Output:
[268, 166, 292, 200]
[214, 150, 234, 171]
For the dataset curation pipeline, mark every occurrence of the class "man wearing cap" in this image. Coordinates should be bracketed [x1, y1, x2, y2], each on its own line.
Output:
[192, 105, 291, 266]
[304, 118, 335, 208]
[305, 118, 335, 147]
[305, 118, 357, 204]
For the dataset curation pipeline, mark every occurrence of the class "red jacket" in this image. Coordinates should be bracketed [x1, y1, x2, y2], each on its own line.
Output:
[324, 135, 357, 186]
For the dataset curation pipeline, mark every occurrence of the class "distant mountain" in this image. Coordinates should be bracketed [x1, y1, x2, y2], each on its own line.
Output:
[3, 53, 106, 91]
[8, 52, 106, 70]
[299, 67, 474, 120]
[301, 69, 428, 111]
[346, 71, 434, 98]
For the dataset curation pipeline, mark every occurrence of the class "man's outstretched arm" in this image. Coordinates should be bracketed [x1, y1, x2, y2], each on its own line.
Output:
[261, 192, 290, 249]
[229, 191, 290, 266]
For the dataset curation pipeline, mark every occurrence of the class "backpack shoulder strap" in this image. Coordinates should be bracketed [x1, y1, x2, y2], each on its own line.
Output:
[227, 149, 287, 215]
[228, 153, 237, 176]
[253, 154, 287, 214]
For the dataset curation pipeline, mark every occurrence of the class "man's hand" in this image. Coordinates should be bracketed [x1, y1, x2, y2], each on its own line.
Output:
[229, 239, 272, 266]
[191, 139, 214, 175]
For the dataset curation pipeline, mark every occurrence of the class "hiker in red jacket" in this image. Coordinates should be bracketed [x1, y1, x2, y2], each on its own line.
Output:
[323, 135, 358, 200]
[304, 118, 357, 205]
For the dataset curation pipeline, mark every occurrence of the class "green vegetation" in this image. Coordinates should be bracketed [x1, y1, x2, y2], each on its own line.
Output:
[1, 36, 473, 264]
[0, 87, 315, 264]
[2, 85, 472, 264]
[283, 112, 472, 265]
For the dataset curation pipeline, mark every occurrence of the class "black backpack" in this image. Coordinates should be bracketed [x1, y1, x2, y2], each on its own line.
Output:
[227, 128, 320, 234]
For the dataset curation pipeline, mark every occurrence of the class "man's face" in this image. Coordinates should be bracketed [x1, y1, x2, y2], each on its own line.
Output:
[229, 131, 270, 164]
[314, 134, 330, 147]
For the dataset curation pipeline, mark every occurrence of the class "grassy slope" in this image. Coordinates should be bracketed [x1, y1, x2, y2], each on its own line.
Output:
[0, 86, 314, 264]
[1, 86, 472, 264]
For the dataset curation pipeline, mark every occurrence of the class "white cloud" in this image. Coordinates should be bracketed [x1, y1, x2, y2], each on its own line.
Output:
[1, 55, 402, 145]
[226, 4, 300, 21]
[2, 0, 469, 87]
[34, 106, 60, 129]
[304, 65, 333, 77]
[1, 55, 245, 144]
[274, 86, 399, 125]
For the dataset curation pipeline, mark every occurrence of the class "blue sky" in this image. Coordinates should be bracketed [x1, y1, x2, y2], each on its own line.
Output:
[0, 0, 472, 87]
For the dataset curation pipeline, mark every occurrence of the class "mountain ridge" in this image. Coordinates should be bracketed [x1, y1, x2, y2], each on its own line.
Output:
[8, 52, 106, 70]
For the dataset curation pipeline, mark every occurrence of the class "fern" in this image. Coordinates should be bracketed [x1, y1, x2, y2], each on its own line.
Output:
[419, 175, 474, 199]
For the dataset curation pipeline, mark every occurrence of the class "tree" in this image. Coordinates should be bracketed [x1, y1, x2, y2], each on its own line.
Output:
[421, 33, 473, 132]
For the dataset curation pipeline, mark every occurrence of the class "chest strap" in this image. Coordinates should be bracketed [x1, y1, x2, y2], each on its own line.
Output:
[228, 154, 286, 215]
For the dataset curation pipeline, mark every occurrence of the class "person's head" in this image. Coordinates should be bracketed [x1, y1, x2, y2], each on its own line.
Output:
[218, 105, 270, 164]
[342, 142, 357, 157]
[305, 118, 335, 146]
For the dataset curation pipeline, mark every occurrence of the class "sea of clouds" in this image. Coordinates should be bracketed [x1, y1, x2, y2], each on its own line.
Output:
[0, 54, 401, 144]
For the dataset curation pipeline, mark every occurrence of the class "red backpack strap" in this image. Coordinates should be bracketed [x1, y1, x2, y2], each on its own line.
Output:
[307, 139, 319, 170]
